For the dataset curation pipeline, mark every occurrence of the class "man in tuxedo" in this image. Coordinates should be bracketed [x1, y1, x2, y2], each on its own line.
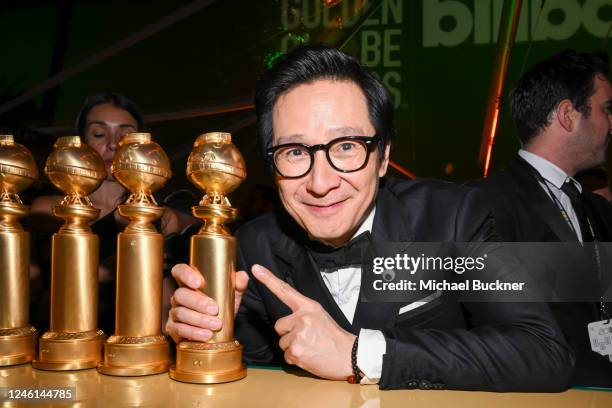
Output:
[166, 45, 573, 391]
[473, 50, 612, 386]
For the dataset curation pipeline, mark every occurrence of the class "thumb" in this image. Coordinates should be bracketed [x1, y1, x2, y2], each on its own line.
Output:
[234, 270, 249, 316]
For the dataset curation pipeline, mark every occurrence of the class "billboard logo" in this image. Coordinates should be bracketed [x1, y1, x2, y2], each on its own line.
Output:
[424, 0, 611, 47]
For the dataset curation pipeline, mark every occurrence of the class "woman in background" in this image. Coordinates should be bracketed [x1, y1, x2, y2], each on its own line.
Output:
[30, 93, 180, 333]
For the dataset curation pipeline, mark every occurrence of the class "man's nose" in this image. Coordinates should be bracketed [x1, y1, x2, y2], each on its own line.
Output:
[305, 150, 341, 196]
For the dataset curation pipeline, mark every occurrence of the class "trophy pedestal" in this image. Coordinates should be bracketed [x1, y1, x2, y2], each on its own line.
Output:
[0, 326, 37, 366]
[32, 330, 105, 371]
[169, 340, 246, 384]
[98, 335, 170, 376]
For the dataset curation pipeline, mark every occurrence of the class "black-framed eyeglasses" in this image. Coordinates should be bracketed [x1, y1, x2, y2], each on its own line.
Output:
[266, 134, 380, 179]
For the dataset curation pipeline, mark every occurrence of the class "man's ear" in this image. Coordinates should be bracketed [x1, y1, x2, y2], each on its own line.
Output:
[555, 99, 578, 132]
[378, 143, 391, 177]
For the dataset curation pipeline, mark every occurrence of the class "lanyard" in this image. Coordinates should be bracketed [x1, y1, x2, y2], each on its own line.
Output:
[530, 169, 609, 320]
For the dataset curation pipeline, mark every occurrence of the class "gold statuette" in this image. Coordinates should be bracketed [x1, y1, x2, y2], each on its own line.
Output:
[98, 132, 171, 376]
[169, 132, 247, 383]
[32, 136, 106, 371]
[0, 135, 38, 366]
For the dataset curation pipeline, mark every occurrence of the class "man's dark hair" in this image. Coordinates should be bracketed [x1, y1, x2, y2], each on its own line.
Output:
[75, 92, 144, 137]
[254, 44, 394, 159]
[509, 49, 609, 145]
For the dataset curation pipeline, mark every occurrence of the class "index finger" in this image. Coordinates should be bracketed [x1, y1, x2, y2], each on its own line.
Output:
[251, 264, 310, 312]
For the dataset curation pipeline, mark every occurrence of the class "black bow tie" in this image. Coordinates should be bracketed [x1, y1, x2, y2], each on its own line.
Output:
[306, 231, 372, 270]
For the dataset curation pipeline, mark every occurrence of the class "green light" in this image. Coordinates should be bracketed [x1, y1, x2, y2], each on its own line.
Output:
[264, 51, 285, 69]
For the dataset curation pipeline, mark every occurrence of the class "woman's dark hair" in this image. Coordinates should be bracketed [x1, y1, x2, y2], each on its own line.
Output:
[509, 49, 609, 145]
[254, 44, 394, 159]
[75, 92, 144, 136]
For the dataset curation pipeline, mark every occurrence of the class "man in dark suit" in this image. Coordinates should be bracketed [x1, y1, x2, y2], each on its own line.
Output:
[473, 50, 612, 386]
[166, 45, 573, 391]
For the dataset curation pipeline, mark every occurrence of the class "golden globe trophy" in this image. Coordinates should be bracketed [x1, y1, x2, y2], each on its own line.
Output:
[32, 136, 106, 371]
[169, 132, 247, 384]
[0, 134, 38, 366]
[98, 132, 171, 376]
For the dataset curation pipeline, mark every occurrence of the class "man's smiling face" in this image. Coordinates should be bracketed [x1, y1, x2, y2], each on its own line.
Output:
[271, 79, 389, 247]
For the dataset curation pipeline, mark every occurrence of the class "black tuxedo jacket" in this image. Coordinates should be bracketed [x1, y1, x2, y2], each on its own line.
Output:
[234, 177, 572, 391]
[472, 157, 612, 387]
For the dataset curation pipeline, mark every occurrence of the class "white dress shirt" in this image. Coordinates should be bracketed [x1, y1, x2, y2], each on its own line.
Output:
[318, 207, 386, 384]
[518, 149, 585, 242]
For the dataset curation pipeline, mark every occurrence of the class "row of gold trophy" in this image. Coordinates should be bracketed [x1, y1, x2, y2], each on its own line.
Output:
[0, 131, 246, 383]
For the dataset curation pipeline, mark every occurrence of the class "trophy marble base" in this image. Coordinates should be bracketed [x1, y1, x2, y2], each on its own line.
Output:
[98, 334, 170, 376]
[0, 326, 37, 366]
[169, 340, 246, 384]
[31, 329, 105, 371]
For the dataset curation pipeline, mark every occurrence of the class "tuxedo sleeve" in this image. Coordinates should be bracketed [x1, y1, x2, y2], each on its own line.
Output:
[378, 188, 575, 391]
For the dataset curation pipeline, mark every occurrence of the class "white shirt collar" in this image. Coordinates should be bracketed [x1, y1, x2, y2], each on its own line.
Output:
[518, 149, 582, 193]
[352, 206, 376, 238]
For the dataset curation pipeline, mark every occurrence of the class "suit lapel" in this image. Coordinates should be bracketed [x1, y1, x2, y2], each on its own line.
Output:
[352, 182, 410, 331]
[510, 158, 604, 296]
[510, 158, 578, 243]
[582, 193, 612, 241]
[371, 180, 415, 243]
[271, 214, 353, 332]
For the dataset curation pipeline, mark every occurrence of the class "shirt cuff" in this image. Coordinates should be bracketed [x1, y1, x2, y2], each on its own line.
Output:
[356, 329, 386, 384]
